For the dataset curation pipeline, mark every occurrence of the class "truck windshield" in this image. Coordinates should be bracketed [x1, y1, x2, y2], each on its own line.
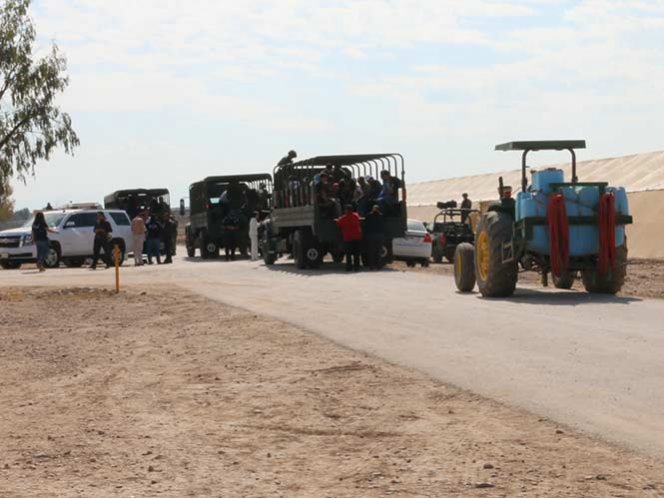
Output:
[23, 212, 68, 228]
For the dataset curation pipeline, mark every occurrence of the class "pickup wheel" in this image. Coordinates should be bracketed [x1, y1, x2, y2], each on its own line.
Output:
[64, 258, 85, 268]
[1, 261, 21, 270]
[43, 242, 61, 269]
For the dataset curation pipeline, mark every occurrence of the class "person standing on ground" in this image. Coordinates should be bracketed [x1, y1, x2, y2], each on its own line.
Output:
[223, 211, 241, 261]
[131, 211, 147, 266]
[460, 193, 472, 224]
[32, 212, 57, 272]
[249, 211, 260, 261]
[336, 204, 363, 272]
[91, 212, 113, 270]
[364, 204, 386, 270]
[162, 213, 176, 264]
[145, 213, 163, 265]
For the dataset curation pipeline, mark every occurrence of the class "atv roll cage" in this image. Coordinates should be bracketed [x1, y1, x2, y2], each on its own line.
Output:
[272, 153, 405, 209]
[433, 208, 479, 226]
[495, 140, 586, 192]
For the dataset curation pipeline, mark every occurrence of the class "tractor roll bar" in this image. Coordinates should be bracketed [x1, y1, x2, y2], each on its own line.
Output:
[495, 140, 586, 192]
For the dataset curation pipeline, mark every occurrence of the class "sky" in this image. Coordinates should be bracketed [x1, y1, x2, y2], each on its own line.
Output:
[10, 0, 664, 209]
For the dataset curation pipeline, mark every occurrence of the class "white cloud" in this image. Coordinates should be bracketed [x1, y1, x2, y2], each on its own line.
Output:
[11, 0, 664, 207]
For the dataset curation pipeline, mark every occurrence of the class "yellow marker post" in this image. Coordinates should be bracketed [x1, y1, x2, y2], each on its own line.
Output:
[114, 243, 120, 294]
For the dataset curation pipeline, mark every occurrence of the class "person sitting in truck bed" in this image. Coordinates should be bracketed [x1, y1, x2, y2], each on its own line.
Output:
[377, 170, 401, 215]
[315, 173, 339, 218]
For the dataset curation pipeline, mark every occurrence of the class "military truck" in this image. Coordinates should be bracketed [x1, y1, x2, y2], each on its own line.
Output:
[261, 154, 407, 269]
[185, 174, 272, 259]
[104, 188, 176, 256]
[104, 188, 171, 219]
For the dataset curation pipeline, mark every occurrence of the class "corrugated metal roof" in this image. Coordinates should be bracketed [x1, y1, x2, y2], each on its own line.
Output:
[408, 150, 664, 206]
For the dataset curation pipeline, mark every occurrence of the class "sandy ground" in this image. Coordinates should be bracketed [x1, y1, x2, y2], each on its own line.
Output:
[0, 286, 662, 498]
[394, 258, 664, 300]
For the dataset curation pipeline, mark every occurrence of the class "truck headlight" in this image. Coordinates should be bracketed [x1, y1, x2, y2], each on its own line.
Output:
[22, 234, 33, 246]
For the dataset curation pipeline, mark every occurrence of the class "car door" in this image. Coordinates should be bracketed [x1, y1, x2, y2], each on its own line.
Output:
[61, 212, 98, 256]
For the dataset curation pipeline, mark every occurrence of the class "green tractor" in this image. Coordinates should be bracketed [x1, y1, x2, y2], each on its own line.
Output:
[454, 140, 633, 297]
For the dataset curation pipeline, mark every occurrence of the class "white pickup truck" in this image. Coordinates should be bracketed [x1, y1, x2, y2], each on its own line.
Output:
[0, 209, 133, 269]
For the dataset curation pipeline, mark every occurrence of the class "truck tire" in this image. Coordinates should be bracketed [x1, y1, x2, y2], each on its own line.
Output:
[454, 242, 476, 292]
[552, 271, 576, 290]
[43, 242, 61, 269]
[186, 241, 195, 258]
[200, 234, 219, 259]
[582, 244, 627, 295]
[293, 230, 307, 269]
[262, 232, 277, 265]
[474, 211, 518, 297]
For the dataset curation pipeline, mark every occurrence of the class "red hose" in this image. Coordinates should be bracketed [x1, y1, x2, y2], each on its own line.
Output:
[548, 193, 570, 277]
[598, 192, 616, 275]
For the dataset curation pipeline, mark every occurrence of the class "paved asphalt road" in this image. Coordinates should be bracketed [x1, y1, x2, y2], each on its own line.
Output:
[3, 253, 664, 459]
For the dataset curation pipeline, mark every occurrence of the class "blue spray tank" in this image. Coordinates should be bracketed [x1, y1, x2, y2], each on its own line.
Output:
[516, 168, 629, 256]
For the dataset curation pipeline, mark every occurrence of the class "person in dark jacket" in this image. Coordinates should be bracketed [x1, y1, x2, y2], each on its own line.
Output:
[145, 214, 163, 265]
[364, 204, 386, 270]
[32, 211, 57, 272]
[336, 204, 363, 272]
[460, 193, 472, 224]
[223, 210, 241, 261]
[162, 214, 177, 264]
[91, 212, 113, 270]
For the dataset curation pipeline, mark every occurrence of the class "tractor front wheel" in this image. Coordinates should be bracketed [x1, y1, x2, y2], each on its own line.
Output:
[474, 211, 518, 297]
[454, 242, 476, 292]
[582, 245, 627, 295]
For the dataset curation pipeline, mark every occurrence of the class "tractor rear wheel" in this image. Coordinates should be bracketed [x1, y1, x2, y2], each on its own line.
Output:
[582, 244, 627, 294]
[454, 242, 476, 292]
[552, 271, 576, 290]
[474, 211, 517, 297]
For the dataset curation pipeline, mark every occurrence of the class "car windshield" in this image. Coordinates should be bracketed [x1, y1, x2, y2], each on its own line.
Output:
[23, 211, 67, 228]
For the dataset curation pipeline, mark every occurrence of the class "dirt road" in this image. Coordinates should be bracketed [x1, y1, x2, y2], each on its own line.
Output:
[2, 253, 664, 461]
[1, 287, 662, 497]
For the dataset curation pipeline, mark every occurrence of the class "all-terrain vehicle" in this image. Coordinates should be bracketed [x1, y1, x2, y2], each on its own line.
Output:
[429, 203, 477, 263]
[454, 141, 633, 296]
[261, 154, 407, 269]
[185, 174, 272, 259]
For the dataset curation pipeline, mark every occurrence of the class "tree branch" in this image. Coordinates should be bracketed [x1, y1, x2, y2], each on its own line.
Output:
[0, 112, 34, 150]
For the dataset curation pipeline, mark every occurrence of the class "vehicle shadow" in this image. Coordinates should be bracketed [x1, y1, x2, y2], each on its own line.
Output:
[264, 261, 398, 277]
[479, 287, 641, 306]
[182, 255, 251, 264]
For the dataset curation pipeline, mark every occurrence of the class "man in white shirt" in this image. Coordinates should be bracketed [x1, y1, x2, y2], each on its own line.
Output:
[131, 211, 147, 266]
[249, 212, 260, 261]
